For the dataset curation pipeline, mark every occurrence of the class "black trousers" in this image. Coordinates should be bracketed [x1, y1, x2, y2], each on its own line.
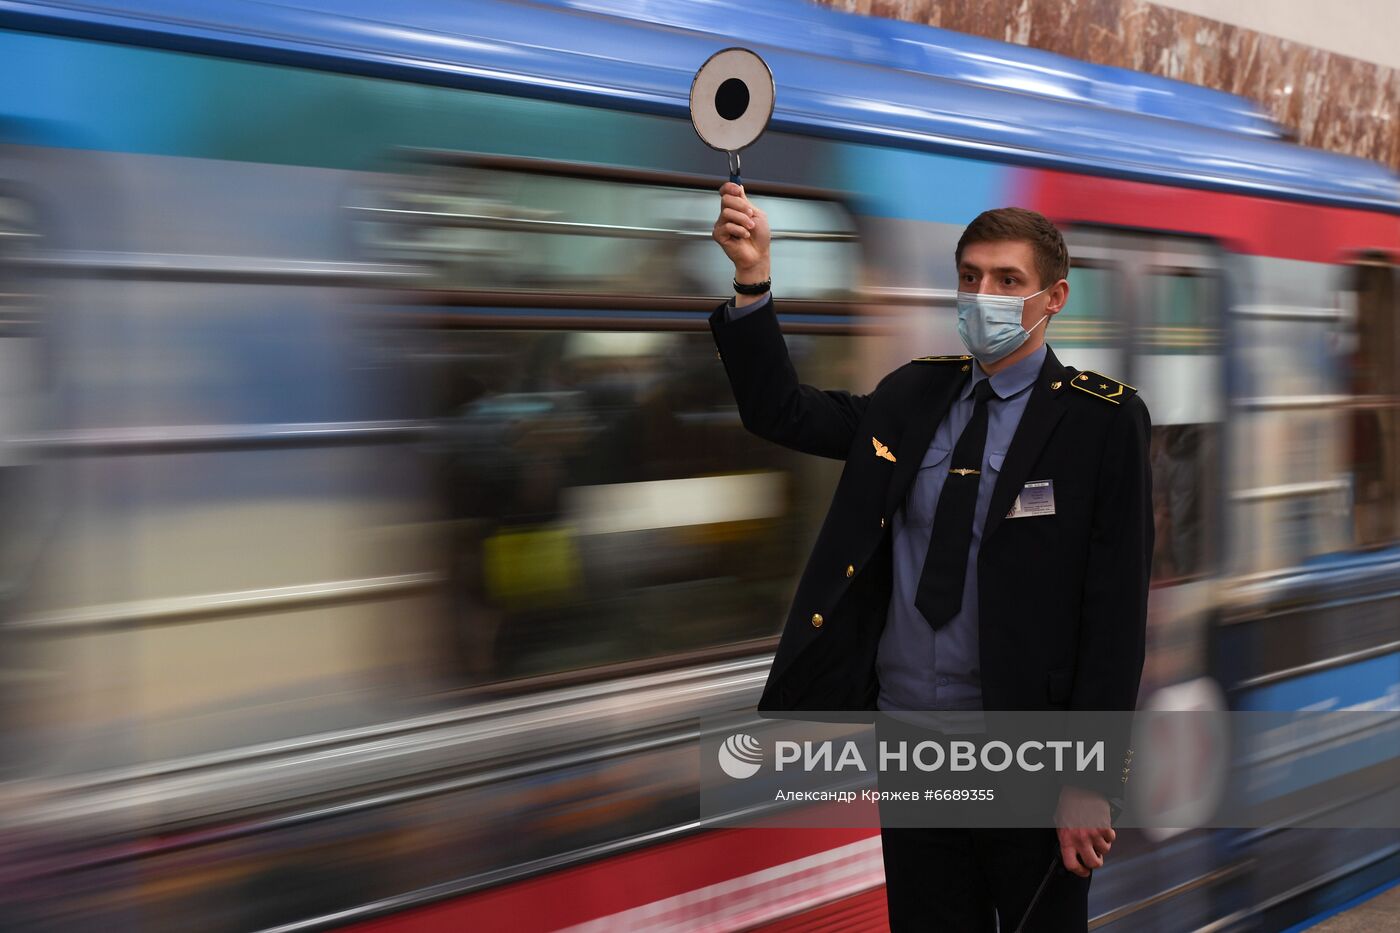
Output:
[879, 824, 1090, 931]
[872, 715, 1091, 931]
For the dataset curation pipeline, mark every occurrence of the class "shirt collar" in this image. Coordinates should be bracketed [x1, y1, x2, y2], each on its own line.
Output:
[961, 342, 1048, 401]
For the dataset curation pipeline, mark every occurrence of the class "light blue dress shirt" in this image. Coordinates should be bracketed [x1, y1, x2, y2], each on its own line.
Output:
[725, 293, 1046, 711]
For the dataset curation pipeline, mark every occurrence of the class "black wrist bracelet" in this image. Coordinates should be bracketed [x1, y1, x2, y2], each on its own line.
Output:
[732, 278, 771, 295]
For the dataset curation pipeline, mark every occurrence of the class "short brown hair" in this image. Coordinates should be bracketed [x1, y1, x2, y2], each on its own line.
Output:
[955, 207, 1069, 288]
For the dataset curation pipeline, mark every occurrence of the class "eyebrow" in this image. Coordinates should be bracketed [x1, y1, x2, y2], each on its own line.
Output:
[959, 263, 1029, 276]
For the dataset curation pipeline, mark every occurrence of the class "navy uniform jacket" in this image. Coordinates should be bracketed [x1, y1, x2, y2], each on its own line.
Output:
[709, 297, 1154, 801]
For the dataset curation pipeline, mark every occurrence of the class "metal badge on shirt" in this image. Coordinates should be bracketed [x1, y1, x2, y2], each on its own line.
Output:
[1006, 479, 1055, 518]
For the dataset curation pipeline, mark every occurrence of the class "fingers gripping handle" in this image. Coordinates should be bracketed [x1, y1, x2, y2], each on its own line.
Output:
[1013, 798, 1123, 932]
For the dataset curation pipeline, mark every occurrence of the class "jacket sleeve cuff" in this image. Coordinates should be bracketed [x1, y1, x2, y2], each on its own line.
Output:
[726, 290, 772, 322]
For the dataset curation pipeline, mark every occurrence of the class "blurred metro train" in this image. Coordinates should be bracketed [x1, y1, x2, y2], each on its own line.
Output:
[0, 0, 1397, 930]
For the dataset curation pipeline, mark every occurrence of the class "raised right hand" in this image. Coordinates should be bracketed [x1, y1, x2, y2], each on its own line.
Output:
[712, 182, 771, 280]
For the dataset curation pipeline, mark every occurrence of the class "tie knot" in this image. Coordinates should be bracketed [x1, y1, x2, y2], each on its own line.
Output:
[972, 378, 997, 404]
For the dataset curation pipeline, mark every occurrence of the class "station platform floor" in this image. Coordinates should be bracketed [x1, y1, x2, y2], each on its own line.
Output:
[1288, 876, 1400, 931]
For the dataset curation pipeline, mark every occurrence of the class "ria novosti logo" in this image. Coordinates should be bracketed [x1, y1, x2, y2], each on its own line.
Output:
[718, 733, 764, 779]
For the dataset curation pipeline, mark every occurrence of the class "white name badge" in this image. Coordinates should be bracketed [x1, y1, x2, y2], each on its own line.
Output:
[1006, 480, 1056, 518]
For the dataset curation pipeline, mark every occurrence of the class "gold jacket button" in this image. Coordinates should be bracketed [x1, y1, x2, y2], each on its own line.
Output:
[845, 564, 855, 578]
[879, 516, 886, 528]
[811, 612, 824, 628]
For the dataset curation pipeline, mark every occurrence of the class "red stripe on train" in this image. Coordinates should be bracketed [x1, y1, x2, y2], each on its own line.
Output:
[750, 886, 891, 932]
[1016, 168, 1400, 264]
[341, 827, 881, 932]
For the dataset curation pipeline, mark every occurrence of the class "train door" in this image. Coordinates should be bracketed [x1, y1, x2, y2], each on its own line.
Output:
[1346, 255, 1399, 550]
[1220, 249, 1399, 696]
[1056, 228, 1232, 927]
[1203, 247, 1400, 930]
[1064, 229, 1224, 697]
[0, 188, 44, 780]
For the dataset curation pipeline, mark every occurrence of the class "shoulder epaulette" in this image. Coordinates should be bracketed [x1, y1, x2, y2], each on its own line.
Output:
[911, 354, 973, 363]
[1068, 369, 1137, 404]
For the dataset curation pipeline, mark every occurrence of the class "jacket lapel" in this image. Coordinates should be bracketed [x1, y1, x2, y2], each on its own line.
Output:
[982, 345, 1071, 544]
[882, 367, 968, 521]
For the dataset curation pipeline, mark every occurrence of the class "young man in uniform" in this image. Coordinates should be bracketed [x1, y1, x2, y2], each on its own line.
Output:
[708, 182, 1153, 930]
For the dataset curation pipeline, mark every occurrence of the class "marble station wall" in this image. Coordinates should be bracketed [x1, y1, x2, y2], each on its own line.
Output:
[820, 0, 1400, 175]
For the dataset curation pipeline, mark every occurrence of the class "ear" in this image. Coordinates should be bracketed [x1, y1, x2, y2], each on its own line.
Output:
[1047, 277, 1070, 314]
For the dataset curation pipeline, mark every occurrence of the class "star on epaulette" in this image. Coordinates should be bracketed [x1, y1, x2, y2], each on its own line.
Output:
[1069, 369, 1137, 404]
[911, 354, 973, 363]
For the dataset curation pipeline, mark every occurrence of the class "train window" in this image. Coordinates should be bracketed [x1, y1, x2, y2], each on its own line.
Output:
[1140, 269, 1221, 582]
[357, 153, 872, 687]
[413, 325, 872, 685]
[1230, 274, 1353, 573]
[0, 194, 33, 302]
[0, 189, 41, 479]
[355, 152, 860, 309]
[1058, 264, 1116, 344]
[0, 190, 40, 403]
[1346, 257, 1399, 548]
[1051, 260, 1125, 389]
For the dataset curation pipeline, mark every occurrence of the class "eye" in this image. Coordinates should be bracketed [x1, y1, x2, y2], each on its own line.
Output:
[1001, 276, 1017, 287]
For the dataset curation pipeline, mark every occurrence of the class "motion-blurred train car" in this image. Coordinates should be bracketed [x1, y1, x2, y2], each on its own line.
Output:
[0, 1, 1397, 930]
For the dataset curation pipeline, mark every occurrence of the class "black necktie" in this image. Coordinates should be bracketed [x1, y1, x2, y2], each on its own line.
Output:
[915, 377, 997, 629]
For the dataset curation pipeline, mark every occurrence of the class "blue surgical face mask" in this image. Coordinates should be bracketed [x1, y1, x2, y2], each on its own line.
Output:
[955, 285, 1051, 364]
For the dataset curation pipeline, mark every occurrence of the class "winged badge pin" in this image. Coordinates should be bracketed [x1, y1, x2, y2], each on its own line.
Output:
[872, 437, 896, 462]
